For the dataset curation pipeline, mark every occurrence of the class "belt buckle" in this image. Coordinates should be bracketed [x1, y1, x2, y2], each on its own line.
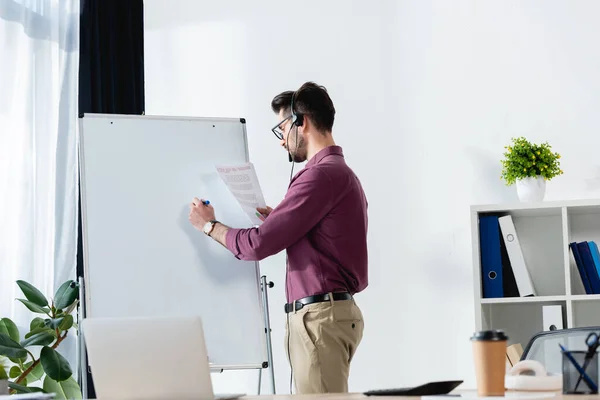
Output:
[284, 301, 304, 313]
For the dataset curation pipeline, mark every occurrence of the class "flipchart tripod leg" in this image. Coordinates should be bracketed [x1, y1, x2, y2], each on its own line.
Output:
[258, 275, 276, 394]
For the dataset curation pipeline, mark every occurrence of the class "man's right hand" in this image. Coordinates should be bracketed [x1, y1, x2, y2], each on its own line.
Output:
[256, 206, 273, 219]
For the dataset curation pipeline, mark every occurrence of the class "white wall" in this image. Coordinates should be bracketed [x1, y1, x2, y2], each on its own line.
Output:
[144, 0, 600, 394]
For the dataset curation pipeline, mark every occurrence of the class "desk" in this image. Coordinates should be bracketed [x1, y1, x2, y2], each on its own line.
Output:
[243, 391, 600, 400]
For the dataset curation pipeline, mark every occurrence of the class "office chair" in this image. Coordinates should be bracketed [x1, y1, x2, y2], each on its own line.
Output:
[520, 326, 600, 375]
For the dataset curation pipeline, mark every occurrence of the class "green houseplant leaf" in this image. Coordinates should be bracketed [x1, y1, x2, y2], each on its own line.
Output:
[24, 361, 44, 383]
[54, 281, 79, 310]
[45, 317, 64, 330]
[16, 280, 49, 307]
[25, 326, 56, 340]
[0, 333, 27, 359]
[43, 376, 82, 399]
[40, 346, 72, 382]
[0, 365, 8, 380]
[58, 315, 73, 332]
[16, 299, 50, 315]
[30, 317, 45, 331]
[21, 331, 55, 347]
[0, 318, 19, 342]
[9, 365, 21, 379]
[8, 382, 45, 394]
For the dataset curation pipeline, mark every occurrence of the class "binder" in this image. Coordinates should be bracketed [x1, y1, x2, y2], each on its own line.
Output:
[570, 242, 592, 294]
[498, 215, 536, 296]
[576, 242, 600, 294]
[479, 215, 503, 298]
[587, 241, 600, 279]
[500, 233, 520, 297]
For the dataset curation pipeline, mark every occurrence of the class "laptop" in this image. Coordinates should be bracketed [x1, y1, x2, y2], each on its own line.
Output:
[82, 315, 245, 400]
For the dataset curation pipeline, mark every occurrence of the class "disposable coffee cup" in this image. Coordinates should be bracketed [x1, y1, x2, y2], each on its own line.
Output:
[471, 330, 508, 396]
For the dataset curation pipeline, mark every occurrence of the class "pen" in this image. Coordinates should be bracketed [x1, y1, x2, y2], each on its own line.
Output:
[559, 343, 598, 392]
[202, 200, 210, 206]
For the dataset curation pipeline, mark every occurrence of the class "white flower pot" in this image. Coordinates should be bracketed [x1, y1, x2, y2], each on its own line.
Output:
[516, 176, 546, 202]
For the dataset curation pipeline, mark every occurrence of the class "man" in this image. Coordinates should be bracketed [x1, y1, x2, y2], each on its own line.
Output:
[188, 82, 368, 394]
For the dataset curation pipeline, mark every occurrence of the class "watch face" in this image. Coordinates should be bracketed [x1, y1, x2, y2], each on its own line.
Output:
[203, 221, 212, 234]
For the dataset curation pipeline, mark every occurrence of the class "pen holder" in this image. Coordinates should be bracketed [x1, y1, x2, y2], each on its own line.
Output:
[562, 350, 599, 394]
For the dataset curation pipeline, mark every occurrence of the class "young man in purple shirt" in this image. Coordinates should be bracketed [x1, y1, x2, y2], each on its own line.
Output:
[189, 82, 368, 394]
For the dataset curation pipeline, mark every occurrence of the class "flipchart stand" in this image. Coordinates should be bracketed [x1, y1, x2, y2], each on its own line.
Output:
[76, 275, 277, 396]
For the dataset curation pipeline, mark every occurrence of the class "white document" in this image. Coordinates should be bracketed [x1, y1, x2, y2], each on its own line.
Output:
[215, 163, 267, 226]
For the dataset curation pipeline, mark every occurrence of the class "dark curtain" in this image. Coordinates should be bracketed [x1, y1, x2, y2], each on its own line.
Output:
[78, 0, 145, 115]
[77, 0, 145, 397]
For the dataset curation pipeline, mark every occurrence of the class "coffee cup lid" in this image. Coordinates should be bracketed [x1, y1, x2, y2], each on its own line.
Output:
[470, 330, 508, 341]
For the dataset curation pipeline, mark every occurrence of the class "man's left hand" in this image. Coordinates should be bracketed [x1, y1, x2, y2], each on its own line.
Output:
[189, 197, 216, 231]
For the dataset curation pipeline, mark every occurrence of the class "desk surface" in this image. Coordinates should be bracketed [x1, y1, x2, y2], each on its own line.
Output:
[243, 391, 600, 400]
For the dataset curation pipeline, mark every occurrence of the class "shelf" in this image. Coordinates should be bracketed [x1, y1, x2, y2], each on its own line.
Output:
[481, 296, 566, 304]
[570, 294, 600, 302]
[473, 199, 600, 339]
[481, 300, 567, 347]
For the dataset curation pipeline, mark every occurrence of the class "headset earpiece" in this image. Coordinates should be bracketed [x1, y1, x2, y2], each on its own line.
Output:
[293, 113, 304, 127]
[290, 90, 304, 127]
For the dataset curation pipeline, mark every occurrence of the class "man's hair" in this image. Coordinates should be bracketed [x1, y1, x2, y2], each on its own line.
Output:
[271, 82, 336, 133]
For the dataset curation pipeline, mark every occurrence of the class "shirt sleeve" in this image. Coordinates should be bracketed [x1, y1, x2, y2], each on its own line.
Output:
[225, 167, 333, 261]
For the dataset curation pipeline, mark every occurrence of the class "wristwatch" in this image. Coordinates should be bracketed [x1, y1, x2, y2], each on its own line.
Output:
[203, 220, 219, 236]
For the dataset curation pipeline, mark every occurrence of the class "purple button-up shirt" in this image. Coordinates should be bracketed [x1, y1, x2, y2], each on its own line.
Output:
[225, 145, 368, 302]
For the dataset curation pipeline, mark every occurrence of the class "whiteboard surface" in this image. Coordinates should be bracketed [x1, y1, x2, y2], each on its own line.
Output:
[79, 114, 267, 369]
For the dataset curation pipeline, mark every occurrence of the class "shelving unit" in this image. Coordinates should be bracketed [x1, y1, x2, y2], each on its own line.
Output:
[471, 198, 600, 348]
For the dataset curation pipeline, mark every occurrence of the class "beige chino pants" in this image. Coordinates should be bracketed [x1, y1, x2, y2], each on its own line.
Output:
[284, 296, 364, 394]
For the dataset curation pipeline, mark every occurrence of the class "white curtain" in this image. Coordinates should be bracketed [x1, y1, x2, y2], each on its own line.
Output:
[0, 0, 79, 360]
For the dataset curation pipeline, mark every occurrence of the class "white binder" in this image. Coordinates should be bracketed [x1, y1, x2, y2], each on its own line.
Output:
[498, 215, 536, 296]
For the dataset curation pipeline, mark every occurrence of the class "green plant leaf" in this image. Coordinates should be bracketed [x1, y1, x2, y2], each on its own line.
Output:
[8, 356, 27, 364]
[30, 317, 45, 332]
[54, 281, 79, 310]
[58, 315, 73, 332]
[24, 361, 45, 383]
[0, 365, 7, 380]
[64, 299, 79, 316]
[44, 318, 64, 330]
[25, 327, 57, 340]
[9, 365, 21, 378]
[40, 347, 72, 382]
[21, 331, 55, 347]
[0, 333, 27, 359]
[8, 382, 45, 394]
[16, 280, 49, 307]
[43, 375, 81, 399]
[16, 299, 50, 315]
[0, 318, 19, 342]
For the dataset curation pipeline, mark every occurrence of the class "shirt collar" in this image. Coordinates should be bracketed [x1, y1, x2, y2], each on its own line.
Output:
[306, 145, 344, 167]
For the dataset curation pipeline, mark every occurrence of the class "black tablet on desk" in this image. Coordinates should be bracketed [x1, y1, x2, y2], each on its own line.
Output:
[364, 380, 464, 396]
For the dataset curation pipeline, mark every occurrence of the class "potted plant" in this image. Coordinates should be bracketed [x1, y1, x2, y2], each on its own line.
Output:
[500, 137, 563, 202]
[0, 280, 81, 399]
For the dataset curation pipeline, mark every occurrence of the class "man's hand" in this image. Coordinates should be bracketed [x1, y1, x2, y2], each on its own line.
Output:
[189, 197, 216, 231]
[256, 206, 273, 219]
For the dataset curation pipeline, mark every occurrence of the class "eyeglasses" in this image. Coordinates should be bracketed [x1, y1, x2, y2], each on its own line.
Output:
[271, 115, 292, 140]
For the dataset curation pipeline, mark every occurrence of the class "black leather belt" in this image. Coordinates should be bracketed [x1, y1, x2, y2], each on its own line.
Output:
[284, 292, 352, 313]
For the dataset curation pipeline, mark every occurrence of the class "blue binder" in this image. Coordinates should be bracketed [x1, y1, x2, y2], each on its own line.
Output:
[576, 242, 600, 294]
[570, 242, 592, 294]
[479, 215, 503, 298]
[588, 241, 600, 279]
